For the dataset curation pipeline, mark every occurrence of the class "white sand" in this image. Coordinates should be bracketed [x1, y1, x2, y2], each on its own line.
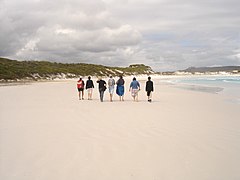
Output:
[0, 77, 240, 180]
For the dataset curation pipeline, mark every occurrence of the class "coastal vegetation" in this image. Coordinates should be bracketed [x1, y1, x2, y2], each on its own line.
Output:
[0, 57, 154, 81]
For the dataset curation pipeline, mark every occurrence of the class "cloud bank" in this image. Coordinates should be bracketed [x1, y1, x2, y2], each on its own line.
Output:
[0, 0, 240, 71]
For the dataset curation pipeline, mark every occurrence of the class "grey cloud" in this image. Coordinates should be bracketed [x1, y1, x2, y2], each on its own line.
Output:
[34, 24, 141, 53]
[0, 0, 142, 62]
[1, 0, 240, 71]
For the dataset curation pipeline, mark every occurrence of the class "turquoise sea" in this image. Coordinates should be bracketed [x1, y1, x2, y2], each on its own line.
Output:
[161, 75, 240, 104]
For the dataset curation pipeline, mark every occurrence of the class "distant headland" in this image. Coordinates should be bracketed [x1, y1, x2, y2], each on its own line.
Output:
[162, 66, 240, 75]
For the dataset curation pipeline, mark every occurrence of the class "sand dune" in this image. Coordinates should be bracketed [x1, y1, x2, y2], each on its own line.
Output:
[0, 77, 240, 180]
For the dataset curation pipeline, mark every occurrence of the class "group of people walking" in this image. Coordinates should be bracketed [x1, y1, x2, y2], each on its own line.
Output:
[77, 75, 154, 102]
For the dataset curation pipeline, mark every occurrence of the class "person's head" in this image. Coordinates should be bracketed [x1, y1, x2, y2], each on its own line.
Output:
[98, 76, 102, 80]
[119, 75, 123, 79]
[109, 75, 112, 78]
[133, 77, 136, 81]
[148, 76, 151, 80]
[79, 77, 82, 81]
[88, 76, 91, 80]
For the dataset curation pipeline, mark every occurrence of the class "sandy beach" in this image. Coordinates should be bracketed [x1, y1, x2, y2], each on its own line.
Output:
[0, 77, 240, 180]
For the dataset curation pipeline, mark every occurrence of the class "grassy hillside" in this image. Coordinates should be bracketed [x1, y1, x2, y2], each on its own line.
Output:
[0, 57, 154, 81]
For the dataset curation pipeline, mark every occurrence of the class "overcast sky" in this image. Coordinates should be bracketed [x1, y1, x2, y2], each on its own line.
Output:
[0, 0, 240, 71]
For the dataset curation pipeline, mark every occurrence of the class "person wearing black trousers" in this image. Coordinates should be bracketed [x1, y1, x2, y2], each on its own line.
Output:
[96, 77, 107, 102]
[145, 76, 154, 102]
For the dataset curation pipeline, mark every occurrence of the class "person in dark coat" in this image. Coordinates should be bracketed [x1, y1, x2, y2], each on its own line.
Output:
[145, 76, 154, 102]
[86, 76, 94, 100]
[96, 77, 107, 102]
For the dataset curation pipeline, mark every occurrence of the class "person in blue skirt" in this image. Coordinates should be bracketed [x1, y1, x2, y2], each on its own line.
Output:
[116, 75, 125, 101]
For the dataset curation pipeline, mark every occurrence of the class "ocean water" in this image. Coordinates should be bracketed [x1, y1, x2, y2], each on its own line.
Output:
[175, 76, 240, 85]
[161, 75, 240, 104]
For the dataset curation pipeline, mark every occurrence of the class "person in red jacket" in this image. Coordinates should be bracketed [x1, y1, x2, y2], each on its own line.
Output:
[77, 77, 85, 100]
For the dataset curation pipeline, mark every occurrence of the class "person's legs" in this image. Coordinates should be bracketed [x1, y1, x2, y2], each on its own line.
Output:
[136, 91, 138, 102]
[77, 88, 81, 100]
[79, 91, 81, 100]
[87, 89, 89, 100]
[147, 91, 152, 102]
[131, 89, 135, 101]
[90, 88, 93, 100]
[81, 90, 84, 100]
[120, 96, 124, 101]
[102, 91, 104, 102]
[88, 88, 92, 100]
[109, 86, 114, 102]
[99, 90, 101, 101]
[133, 89, 138, 102]
[100, 90, 104, 102]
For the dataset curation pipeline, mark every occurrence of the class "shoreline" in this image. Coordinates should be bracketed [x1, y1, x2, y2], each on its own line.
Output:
[156, 75, 240, 103]
[1, 75, 239, 104]
[1, 73, 239, 84]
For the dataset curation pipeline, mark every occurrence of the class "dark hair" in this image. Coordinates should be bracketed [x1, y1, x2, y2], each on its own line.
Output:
[110, 75, 112, 78]
[133, 77, 136, 81]
[148, 76, 151, 80]
[79, 77, 82, 80]
[119, 75, 123, 79]
[88, 76, 91, 80]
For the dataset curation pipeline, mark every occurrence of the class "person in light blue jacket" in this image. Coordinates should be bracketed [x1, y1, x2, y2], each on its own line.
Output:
[129, 77, 140, 102]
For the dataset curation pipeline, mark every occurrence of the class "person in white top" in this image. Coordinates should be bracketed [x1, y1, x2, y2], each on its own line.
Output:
[108, 75, 115, 102]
